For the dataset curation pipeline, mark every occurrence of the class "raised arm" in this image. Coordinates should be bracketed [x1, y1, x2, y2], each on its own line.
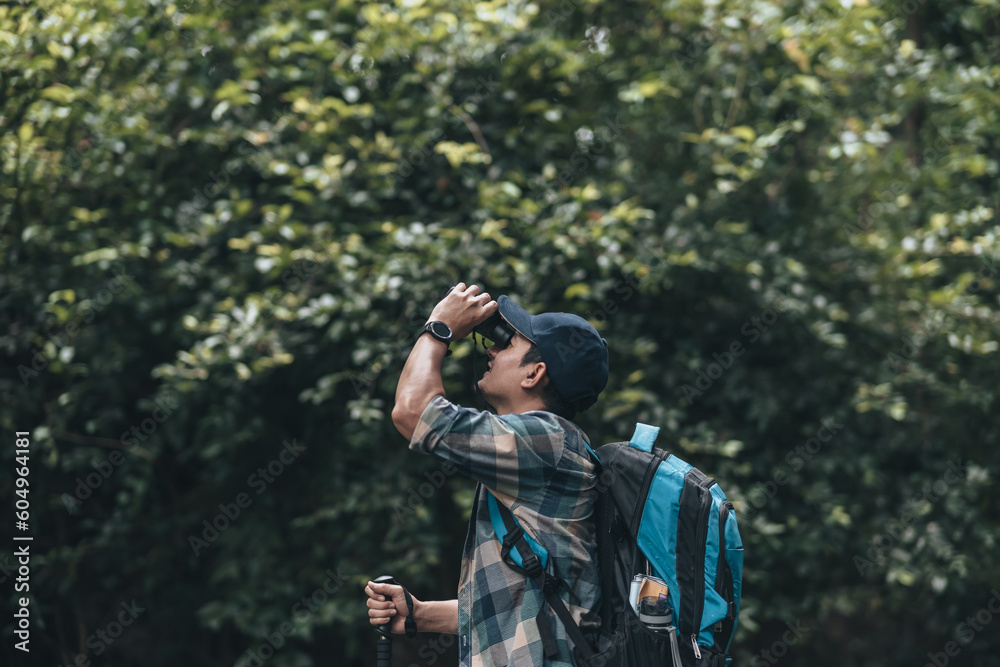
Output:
[391, 283, 497, 440]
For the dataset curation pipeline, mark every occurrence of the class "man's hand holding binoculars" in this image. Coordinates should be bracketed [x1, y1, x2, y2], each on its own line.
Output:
[428, 283, 499, 339]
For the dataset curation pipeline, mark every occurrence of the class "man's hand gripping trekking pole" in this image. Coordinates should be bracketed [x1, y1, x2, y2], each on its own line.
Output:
[366, 576, 418, 666]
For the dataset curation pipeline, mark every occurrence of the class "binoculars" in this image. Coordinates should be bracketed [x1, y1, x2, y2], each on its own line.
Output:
[473, 310, 514, 350]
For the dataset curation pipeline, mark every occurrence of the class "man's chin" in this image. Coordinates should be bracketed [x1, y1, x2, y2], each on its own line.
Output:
[475, 378, 494, 403]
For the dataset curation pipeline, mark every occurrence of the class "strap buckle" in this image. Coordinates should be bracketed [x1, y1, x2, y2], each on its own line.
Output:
[521, 551, 543, 579]
[500, 524, 544, 579]
[501, 525, 523, 553]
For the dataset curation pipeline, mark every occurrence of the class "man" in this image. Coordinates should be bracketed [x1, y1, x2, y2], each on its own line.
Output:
[365, 283, 609, 666]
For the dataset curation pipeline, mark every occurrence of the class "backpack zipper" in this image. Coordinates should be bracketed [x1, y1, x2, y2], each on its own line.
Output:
[630, 449, 670, 536]
[689, 475, 715, 660]
[714, 500, 736, 651]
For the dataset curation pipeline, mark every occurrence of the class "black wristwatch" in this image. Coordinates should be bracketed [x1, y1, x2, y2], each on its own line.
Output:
[420, 321, 453, 355]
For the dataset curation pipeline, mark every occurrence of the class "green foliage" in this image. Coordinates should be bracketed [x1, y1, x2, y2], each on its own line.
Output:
[2, 0, 998, 665]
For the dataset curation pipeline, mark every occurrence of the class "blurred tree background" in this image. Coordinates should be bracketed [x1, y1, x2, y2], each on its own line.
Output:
[2, 0, 999, 665]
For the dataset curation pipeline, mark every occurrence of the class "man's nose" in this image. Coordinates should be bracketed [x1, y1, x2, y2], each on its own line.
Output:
[486, 345, 499, 358]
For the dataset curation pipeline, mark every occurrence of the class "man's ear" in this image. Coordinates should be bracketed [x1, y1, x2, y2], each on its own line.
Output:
[521, 361, 547, 390]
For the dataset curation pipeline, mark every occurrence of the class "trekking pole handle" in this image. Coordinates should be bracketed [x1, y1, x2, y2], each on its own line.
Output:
[373, 574, 397, 667]
[376, 635, 392, 667]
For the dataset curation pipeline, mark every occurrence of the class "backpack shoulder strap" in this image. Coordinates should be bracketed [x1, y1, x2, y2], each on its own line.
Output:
[487, 492, 548, 570]
[489, 492, 595, 661]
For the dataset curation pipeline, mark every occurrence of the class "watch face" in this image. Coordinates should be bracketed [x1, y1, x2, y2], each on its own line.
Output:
[429, 321, 452, 339]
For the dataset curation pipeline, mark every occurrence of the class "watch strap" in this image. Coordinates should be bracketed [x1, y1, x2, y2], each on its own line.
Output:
[418, 325, 453, 356]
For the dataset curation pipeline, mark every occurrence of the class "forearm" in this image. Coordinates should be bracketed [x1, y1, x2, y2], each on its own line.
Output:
[414, 599, 458, 634]
[391, 335, 448, 439]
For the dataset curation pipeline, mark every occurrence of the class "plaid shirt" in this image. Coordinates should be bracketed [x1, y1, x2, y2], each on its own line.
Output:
[409, 395, 601, 667]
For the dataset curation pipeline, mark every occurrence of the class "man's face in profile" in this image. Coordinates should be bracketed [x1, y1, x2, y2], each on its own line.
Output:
[477, 334, 535, 407]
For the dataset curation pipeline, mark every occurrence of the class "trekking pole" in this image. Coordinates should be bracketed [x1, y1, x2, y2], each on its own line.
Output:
[372, 575, 397, 667]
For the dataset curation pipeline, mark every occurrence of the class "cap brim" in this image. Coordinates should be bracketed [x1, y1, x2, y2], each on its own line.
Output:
[497, 295, 535, 344]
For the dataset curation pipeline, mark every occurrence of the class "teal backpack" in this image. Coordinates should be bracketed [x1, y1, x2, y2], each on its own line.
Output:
[489, 423, 744, 666]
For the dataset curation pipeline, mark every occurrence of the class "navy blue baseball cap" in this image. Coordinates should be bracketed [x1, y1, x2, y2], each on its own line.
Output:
[496, 295, 609, 412]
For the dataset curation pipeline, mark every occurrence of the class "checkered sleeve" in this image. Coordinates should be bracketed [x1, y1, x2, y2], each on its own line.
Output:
[408, 395, 566, 502]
